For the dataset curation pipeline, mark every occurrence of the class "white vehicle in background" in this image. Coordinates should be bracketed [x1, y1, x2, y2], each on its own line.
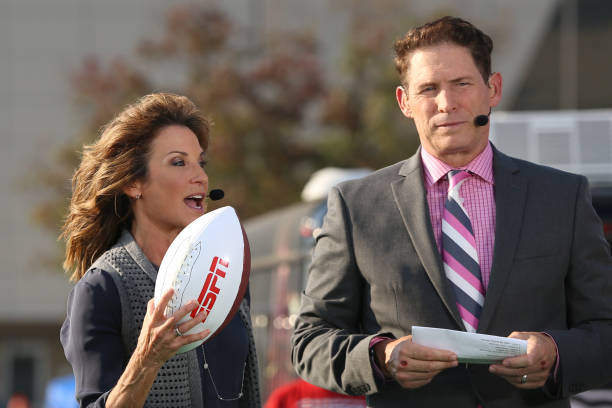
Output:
[490, 110, 612, 407]
[490, 109, 612, 244]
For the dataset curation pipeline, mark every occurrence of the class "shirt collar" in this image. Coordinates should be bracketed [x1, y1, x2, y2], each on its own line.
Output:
[420, 142, 494, 186]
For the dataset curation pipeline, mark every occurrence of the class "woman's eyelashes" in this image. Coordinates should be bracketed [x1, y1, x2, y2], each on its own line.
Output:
[170, 157, 207, 168]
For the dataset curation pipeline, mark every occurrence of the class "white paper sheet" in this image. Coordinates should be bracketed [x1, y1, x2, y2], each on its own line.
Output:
[412, 326, 528, 364]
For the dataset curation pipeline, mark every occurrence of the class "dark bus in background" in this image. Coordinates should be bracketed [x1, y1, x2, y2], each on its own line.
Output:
[245, 168, 371, 400]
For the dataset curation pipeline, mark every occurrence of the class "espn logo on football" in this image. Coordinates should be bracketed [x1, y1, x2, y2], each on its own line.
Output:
[191, 256, 228, 319]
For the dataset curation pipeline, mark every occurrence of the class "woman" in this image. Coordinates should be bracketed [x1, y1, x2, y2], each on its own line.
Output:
[60, 93, 260, 408]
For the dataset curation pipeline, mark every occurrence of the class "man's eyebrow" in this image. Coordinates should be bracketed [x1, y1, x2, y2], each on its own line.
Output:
[450, 76, 475, 83]
[415, 81, 437, 90]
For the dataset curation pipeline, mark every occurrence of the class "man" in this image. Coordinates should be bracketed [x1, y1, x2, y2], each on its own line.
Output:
[291, 16, 612, 407]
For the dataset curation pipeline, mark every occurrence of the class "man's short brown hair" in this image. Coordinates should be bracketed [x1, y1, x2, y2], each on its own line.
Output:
[394, 16, 493, 85]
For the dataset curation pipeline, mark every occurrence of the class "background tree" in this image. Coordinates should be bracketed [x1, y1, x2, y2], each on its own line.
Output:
[31, 2, 419, 253]
[317, 11, 420, 167]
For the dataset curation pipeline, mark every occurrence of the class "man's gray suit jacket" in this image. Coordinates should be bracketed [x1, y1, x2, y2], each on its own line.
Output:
[291, 147, 612, 407]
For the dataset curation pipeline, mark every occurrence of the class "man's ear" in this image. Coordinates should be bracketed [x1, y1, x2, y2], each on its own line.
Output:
[487, 72, 503, 108]
[396, 85, 413, 118]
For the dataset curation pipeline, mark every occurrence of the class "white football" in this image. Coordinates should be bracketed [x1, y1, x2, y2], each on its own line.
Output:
[154, 206, 251, 353]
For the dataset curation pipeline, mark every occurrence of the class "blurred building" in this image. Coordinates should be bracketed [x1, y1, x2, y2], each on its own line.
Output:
[0, 0, 611, 406]
[0, 2, 176, 405]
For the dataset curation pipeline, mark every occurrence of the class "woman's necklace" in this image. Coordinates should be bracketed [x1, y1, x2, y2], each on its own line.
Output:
[202, 347, 246, 401]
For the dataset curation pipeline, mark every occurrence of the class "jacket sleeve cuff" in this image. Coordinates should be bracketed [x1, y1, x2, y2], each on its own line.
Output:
[369, 335, 394, 382]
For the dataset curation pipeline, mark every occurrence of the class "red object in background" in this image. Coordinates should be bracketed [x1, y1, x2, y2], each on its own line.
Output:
[7, 393, 31, 408]
[265, 379, 366, 408]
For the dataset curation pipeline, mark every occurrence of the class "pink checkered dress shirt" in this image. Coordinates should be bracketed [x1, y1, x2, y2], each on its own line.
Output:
[371, 144, 559, 385]
[420, 143, 496, 289]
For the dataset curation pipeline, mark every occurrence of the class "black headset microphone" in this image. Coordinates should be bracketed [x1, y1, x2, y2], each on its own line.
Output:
[207, 189, 225, 201]
[473, 108, 492, 127]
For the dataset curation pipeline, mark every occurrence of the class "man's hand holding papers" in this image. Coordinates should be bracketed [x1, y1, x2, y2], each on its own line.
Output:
[411, 327, 557, 389]
[488, 331, 558, 389]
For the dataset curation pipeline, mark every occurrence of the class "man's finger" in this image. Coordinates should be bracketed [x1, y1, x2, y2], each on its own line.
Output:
[402, 341, 457, 362]
[394, 371, 437, 389]
[489, 363, 533, 377]
[396, 358, 458, 373]
[508, 331, 529, 341]
[500, 354, 532, 369]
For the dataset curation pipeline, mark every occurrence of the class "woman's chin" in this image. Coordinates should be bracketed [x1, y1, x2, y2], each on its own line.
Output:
[184, 211, 204, 226]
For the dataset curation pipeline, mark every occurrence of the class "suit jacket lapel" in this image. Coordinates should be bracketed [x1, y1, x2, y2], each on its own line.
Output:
[391, 151, 464, 329]
[478, 148, 528, 333]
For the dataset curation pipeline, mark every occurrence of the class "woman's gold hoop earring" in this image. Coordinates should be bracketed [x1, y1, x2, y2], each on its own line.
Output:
[113, 194, 120, 218]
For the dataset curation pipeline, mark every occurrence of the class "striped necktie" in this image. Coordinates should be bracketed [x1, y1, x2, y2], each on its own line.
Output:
[442, 170, 485, 333]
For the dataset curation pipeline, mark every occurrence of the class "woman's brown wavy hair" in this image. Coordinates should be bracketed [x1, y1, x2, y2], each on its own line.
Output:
[61, 93, 210, 282]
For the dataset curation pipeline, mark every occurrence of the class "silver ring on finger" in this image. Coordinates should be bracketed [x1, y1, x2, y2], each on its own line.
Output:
[175, 327, 183, 337]
[520, 374, 528, 384]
